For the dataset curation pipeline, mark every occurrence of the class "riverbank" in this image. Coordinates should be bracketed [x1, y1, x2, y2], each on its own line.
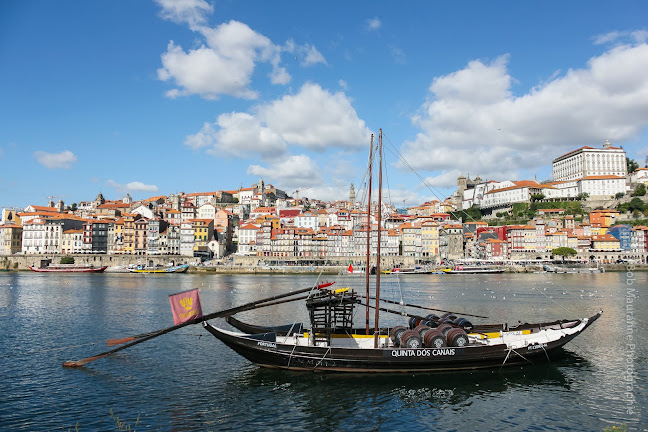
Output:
[2, 253, 646, 273]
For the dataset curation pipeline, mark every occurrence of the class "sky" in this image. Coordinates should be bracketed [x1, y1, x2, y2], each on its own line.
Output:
[1, 1, 648, 210]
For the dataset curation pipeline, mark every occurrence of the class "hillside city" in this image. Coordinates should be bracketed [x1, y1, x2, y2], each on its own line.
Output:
[2, 141, 648, 266]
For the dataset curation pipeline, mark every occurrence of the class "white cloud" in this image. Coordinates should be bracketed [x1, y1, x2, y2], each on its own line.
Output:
[338, 79, 348, 90]
[247, 154, 322, 188]
[156, 2, 330, 99]
[157, 18, 290, 99]
[186, 83, 371, 158]
[302, 45, 326, 66]
[155, 0, 212, 28]
[594, 30, 648, 45]
[283, 39, 327, 66]
[390, 45, 406, 64]
[106, 180, 159, 194]
[367, 17, 381, 31]
[423, 170, 463, 189]
[258, 83, 371, 151]
[33, 150, 78, 169]
[185, 113, 287, 158]
[402, 42, 648, 182]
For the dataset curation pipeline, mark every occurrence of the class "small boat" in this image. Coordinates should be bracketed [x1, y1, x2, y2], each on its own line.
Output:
[129, 264, 189, 274]
[388, 266, 433, 274]
[29, 264, 108, 273]
[442, 265, 505, 274]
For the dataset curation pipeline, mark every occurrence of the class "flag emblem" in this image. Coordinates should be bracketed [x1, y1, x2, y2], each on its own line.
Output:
[169, 288, 203, 325]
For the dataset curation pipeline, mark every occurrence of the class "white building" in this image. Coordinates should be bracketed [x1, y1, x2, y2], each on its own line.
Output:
[630, 168, 648, 185]
[552, 140, 626, 182]
[237, 223, 261, 254]
[295, 212, 318, 231]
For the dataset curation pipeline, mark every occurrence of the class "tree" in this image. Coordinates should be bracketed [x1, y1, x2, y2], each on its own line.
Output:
[615, 192, 625, 199]
[576, 192, 589, 200]
[70, 203, 78, 211]
[631, 184, 646, 197]
[552, 247, 577, 262]
[628, 198, 646, 212]
[60, 255, 75, 264]
[627, 157, 639, 174]
[530, 193, 545, 202]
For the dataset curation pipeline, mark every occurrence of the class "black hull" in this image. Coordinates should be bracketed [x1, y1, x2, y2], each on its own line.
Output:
[203, 312, 601, 373]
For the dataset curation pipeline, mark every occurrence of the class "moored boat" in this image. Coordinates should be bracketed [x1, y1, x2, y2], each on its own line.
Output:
[129, 264, 189, 274]
[204, 287, 601, 372]
[29, 264, 108, 273]
[442, 265, 505, 274]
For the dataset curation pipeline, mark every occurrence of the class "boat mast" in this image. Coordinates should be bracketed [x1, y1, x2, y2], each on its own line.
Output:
[365, 134, 373, 335]
[374, 129, 383, 348]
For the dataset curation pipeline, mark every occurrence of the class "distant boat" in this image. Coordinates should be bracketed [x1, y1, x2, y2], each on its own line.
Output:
[442, 266, 504, 274]
[543, 264, 604, 274]
[129, 264, 189, 274]
[29, 264, 108, 273]
[386, 266, 433, 274]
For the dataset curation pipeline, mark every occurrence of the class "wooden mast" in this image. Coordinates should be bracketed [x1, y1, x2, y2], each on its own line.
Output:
[374, 129, 383, 348]
[365, 134, 373, 335]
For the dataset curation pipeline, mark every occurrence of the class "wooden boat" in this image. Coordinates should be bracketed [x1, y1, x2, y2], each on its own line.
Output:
[203, 130, 602, 373]
[29, 264, 108, 273]
[204, 302, 601, 372]
[129, 264, 189, 274]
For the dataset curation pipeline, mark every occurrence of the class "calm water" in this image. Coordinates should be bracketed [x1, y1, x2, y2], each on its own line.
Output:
[0, 271, 646, 431]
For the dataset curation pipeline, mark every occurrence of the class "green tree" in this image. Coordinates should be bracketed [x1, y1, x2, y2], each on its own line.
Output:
[452, 205, 481, 221]
[628, 198, 646, 212]
[530, 193, 545, 202]
[631, 183, 646, 197]
[60, 255, 75, 264]
[615, 192, 625, 199]
[627, 157, 639, 174]
[552, 247, 577, 262]
[576, 192, 589, 200]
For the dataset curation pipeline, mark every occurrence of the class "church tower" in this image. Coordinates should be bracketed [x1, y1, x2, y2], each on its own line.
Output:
[349, 182, 356, 204]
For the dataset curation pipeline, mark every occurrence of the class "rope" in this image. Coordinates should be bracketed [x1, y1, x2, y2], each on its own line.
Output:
[313, 346, 331, 370]
[287, 343, 298, 368]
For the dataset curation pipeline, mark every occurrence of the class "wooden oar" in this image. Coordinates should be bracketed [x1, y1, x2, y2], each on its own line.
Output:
[361, 295, 489, 319]
[63, 282, 333, 367]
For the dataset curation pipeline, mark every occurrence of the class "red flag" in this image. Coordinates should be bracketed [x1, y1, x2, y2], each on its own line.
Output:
[348, 263, 353, 273]
[169, 288, 203, 325]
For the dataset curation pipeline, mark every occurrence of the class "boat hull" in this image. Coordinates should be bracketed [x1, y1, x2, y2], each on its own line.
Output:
[129, 265, 189, 274]
[28, 266, 108, 273]
[203, 312, 600, 373]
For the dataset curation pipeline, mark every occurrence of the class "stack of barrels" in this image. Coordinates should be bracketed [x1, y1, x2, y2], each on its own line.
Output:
[389, 313, 472, 349]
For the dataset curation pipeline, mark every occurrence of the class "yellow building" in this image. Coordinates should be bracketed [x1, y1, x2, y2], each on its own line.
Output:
[191, 219, 214, 255]
[591, 234, 620, 251]
[113, 218, 125, 254]
[0, 224, 23, 255]
[122, 214, 138, 254]
[420, 221, 439, 257]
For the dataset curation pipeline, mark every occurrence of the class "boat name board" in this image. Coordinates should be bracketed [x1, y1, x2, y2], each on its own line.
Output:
[256, 341, 277, 348]
[527, 343, 548, 351]
[388, 348, 456, 358]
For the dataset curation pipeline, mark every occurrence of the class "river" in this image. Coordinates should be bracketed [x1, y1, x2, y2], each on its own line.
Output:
[0, 271, 646, 431]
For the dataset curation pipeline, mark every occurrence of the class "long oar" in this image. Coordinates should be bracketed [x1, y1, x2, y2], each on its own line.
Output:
[361, 295, 488, 319]
[105, 281, 333, 347]
[63, 282, 333, 367]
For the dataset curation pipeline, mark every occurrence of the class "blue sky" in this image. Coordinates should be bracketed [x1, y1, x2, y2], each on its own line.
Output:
[2, 1, 648, 209]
